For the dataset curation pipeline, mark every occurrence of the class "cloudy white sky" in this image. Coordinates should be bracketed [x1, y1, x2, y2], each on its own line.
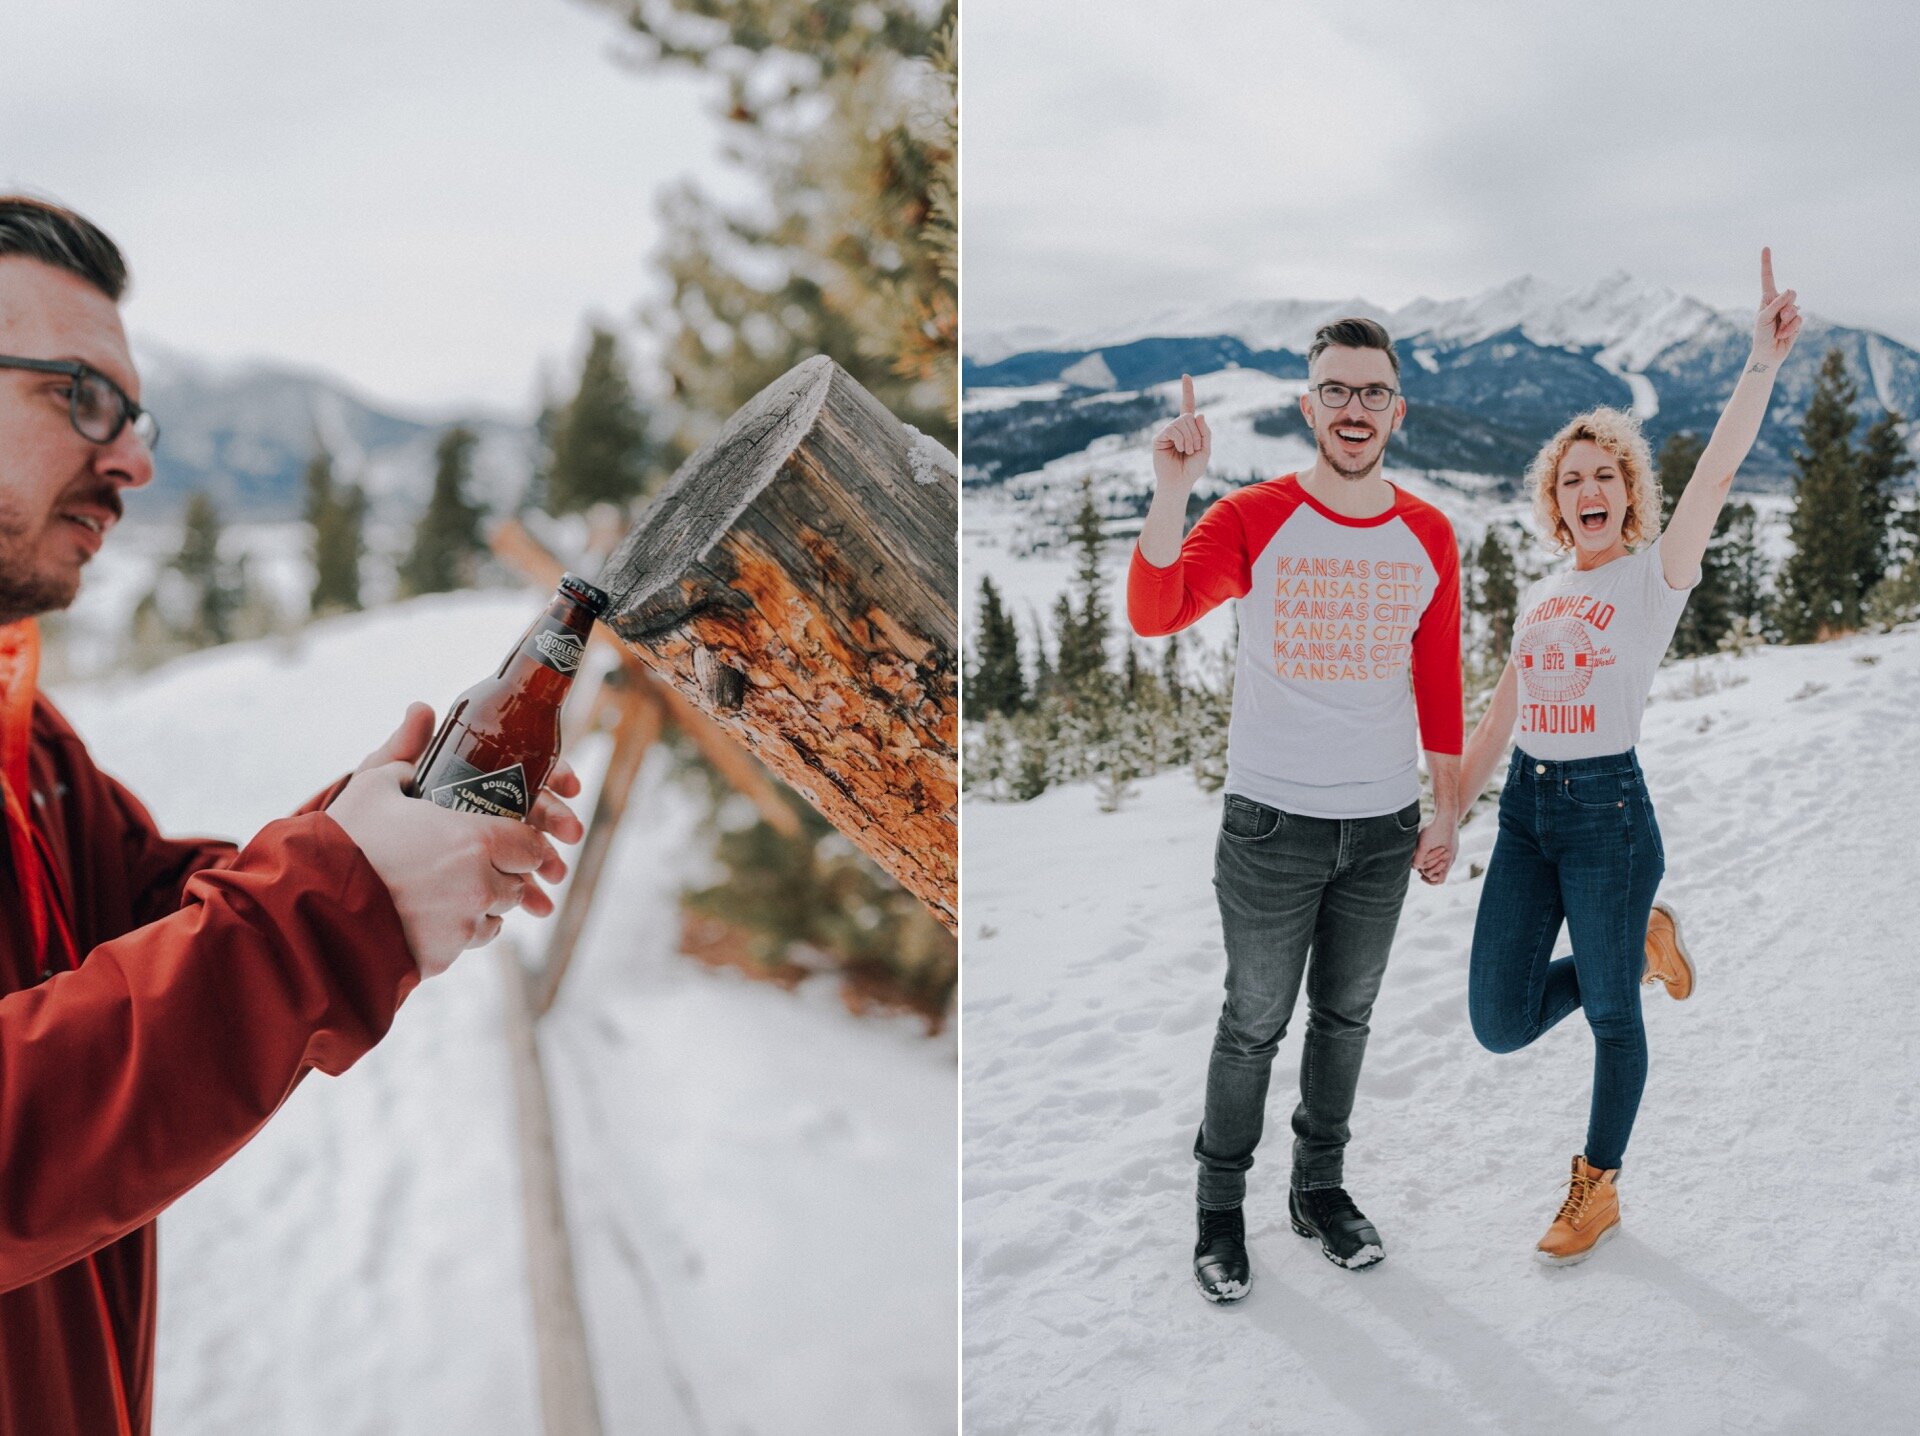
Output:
[1, 0, 735, 413]
[963, 0, 1920, 352]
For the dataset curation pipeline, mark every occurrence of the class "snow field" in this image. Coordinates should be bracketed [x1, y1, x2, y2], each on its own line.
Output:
[962, 624, 1920, 1434]
[52, 591, 957, 1435]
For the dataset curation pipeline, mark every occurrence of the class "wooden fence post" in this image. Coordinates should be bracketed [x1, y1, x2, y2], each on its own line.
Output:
[595, 356, 958, 930]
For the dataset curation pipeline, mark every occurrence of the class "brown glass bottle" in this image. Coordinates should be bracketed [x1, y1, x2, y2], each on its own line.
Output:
[408, 573, 611, 819]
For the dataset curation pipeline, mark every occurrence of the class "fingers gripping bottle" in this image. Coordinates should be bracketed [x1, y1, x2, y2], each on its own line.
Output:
[408, 573, 611, 819]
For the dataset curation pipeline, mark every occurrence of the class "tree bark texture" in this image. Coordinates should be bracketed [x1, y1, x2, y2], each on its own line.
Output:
[597, 356, 957, 929]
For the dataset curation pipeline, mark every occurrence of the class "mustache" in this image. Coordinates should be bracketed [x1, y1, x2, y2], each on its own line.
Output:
[58, 483, 124, 524]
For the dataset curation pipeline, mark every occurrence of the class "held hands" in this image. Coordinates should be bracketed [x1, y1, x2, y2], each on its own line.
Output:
[1151, 374, 1211, 492]
[1412, 813, 1457, 886]
[1751, 247, 1803, 369]
[328, 703, 586, 978]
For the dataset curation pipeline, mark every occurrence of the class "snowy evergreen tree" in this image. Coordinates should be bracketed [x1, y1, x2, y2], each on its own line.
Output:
[545, 327, 655, 515]
[1779, 349, 1866, 640]
[966, 575, 1026, 718]
[304, 443, 365, 617]
[594, 0, 957, 457]
[1473, 526, 1519, 665]
[399, 426, 486, 597]
[1856, 410, 1915, 597]
[1656, 430, 1706, 525]
[1054, 480, 1111, 704]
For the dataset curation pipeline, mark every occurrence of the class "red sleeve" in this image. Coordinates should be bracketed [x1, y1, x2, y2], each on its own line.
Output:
[1402, 501, 1464, 756]
[108, 770, 351, 924]
[1126, 492, 1254, 636]
[0, 812, 418, 1292]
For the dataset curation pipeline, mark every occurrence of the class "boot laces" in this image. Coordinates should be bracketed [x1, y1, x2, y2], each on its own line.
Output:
[1554, 1170, 1599, 1225]
[1199, 1207, 1244, 1245]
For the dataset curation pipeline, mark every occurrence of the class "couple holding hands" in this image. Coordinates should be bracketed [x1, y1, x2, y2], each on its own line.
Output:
[1128, 251, 1803, 1299]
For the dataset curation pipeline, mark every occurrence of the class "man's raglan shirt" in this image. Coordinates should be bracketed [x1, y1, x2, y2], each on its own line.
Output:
[1129, 474, 1463, 818]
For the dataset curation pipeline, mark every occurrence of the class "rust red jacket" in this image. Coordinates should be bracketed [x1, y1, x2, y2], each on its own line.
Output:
[0, 621, 419, 1434]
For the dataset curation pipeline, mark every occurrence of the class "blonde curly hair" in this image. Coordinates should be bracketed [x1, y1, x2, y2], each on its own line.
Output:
[1526, 407, 1661, 553]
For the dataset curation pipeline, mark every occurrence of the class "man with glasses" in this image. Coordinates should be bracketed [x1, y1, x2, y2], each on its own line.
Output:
[1129, 318, 1463, 1301]
[0, 196, 582, 1434]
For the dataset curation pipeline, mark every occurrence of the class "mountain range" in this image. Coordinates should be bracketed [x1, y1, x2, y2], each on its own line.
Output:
[129, 339, 537, 522]
[963, 273, 1920, 490]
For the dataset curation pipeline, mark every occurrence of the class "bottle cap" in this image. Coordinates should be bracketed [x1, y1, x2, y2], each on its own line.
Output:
[559, 572, 612, 618]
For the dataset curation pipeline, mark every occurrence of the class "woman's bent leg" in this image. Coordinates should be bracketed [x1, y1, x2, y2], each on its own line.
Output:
[1469, 815, 1580, 1054]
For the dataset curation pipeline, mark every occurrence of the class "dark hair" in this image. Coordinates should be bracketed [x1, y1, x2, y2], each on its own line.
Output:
[0, 196, 127, 301]
[1308, 316, 1399, 382]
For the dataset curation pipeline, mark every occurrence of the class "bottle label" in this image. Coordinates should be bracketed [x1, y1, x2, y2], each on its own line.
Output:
[531, 621, 585, 675]
[426, 759, 531, 819]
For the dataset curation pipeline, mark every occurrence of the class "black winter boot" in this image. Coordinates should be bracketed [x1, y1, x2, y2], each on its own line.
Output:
[1193, 1204, 1250, 1303]
[1289, 1186, 1385, 1270]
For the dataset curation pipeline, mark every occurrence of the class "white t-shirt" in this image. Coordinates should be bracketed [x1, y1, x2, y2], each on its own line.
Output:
[1508, 535, 1696, 760]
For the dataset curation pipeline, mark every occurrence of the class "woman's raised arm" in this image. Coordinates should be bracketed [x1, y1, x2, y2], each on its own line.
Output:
[1662, 247, 1804, 589]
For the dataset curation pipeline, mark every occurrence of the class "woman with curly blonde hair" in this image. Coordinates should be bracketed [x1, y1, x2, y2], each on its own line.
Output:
[1433, 250, 1803, 1264]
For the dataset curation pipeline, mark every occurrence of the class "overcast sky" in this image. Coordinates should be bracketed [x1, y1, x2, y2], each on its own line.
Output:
[1, 0, 733, 413]
[963, 0, 1920, 351]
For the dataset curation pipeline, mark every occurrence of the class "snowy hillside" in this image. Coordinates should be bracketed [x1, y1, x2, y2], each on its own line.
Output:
[961, 624, 1920, 1434]
[48, 594, 956, 1435]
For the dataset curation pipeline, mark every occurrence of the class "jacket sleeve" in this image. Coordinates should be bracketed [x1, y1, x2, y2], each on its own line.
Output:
[0, 810, 418, 1293]
[101, 769, 355, 929]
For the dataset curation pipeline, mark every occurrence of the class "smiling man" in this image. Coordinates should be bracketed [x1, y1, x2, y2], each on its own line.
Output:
[1128, 320, 1463, 1302]
[0, 196, 583, 1434]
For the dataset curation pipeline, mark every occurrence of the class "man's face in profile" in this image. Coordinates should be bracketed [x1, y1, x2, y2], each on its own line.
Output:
[0, 256, 150, 626]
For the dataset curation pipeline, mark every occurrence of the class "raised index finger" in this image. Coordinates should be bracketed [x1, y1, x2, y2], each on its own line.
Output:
[1180, 373, 1195, 417]
[1760, 246, 1777, 304]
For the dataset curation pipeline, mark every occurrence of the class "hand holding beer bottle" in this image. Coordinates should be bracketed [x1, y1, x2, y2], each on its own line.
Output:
[328, 575, 608, 977]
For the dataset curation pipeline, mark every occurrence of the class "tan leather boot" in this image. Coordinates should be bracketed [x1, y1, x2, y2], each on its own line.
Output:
[1643, 900, 1695, 999]
[1535, 1155, 1620, 1265]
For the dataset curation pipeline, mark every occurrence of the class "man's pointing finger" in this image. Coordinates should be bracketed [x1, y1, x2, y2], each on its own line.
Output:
[1180, 373, 1196, 417]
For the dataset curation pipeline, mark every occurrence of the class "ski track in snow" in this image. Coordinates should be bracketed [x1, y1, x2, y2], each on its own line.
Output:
[963, 626, 1920, 1435]
[51, 592, 956, 1436]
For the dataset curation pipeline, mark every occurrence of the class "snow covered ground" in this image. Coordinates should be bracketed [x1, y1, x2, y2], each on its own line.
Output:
[49, 592, 956, 1435]
[962, 624, 1920, 1434]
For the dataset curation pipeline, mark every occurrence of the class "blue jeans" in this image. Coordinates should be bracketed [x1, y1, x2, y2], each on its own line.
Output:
[1468, 749, 1665, 1171]
[1195, 794, 1423, 1209]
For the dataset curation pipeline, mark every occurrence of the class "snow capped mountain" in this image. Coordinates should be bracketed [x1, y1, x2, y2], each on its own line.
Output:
[964, 272, 1920, 490]
[127, 336, 537, 523]
[965, 272, 1735, 366]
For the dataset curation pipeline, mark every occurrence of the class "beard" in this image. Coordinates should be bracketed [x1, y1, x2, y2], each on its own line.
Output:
[1315, 426, 1385, 480]
[0, 497, 83, 627]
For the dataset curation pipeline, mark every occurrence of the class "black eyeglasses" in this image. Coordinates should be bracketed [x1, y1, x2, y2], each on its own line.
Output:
[1310, 381, 1398, 413]
[0, 356, 161, 451]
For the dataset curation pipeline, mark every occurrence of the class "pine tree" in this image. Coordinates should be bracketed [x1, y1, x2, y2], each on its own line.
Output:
[304, 443, 365, 616]
[1656, 430, 1706, 525]
[131, 490, 249, 663]
[399, 425, 486, 597]
[593, 0, 957, 458]
[1779, 349, 1865, 640]
[1474, 526, 1519, 663]
[967, 575, 1025, 718]
[1055, 479, 1111, 702]
[1856, 410, 1915, 598]
[545, 327, 655, 515]
[1653, 429, 1744, 657]
[1160, 632, 1184, 710]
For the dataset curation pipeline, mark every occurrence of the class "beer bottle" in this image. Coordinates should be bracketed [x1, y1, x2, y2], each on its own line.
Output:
[408, 573, 611, 819]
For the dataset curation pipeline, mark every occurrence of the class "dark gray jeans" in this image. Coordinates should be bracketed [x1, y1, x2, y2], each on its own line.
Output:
[1195, 793, 1422, 1209]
